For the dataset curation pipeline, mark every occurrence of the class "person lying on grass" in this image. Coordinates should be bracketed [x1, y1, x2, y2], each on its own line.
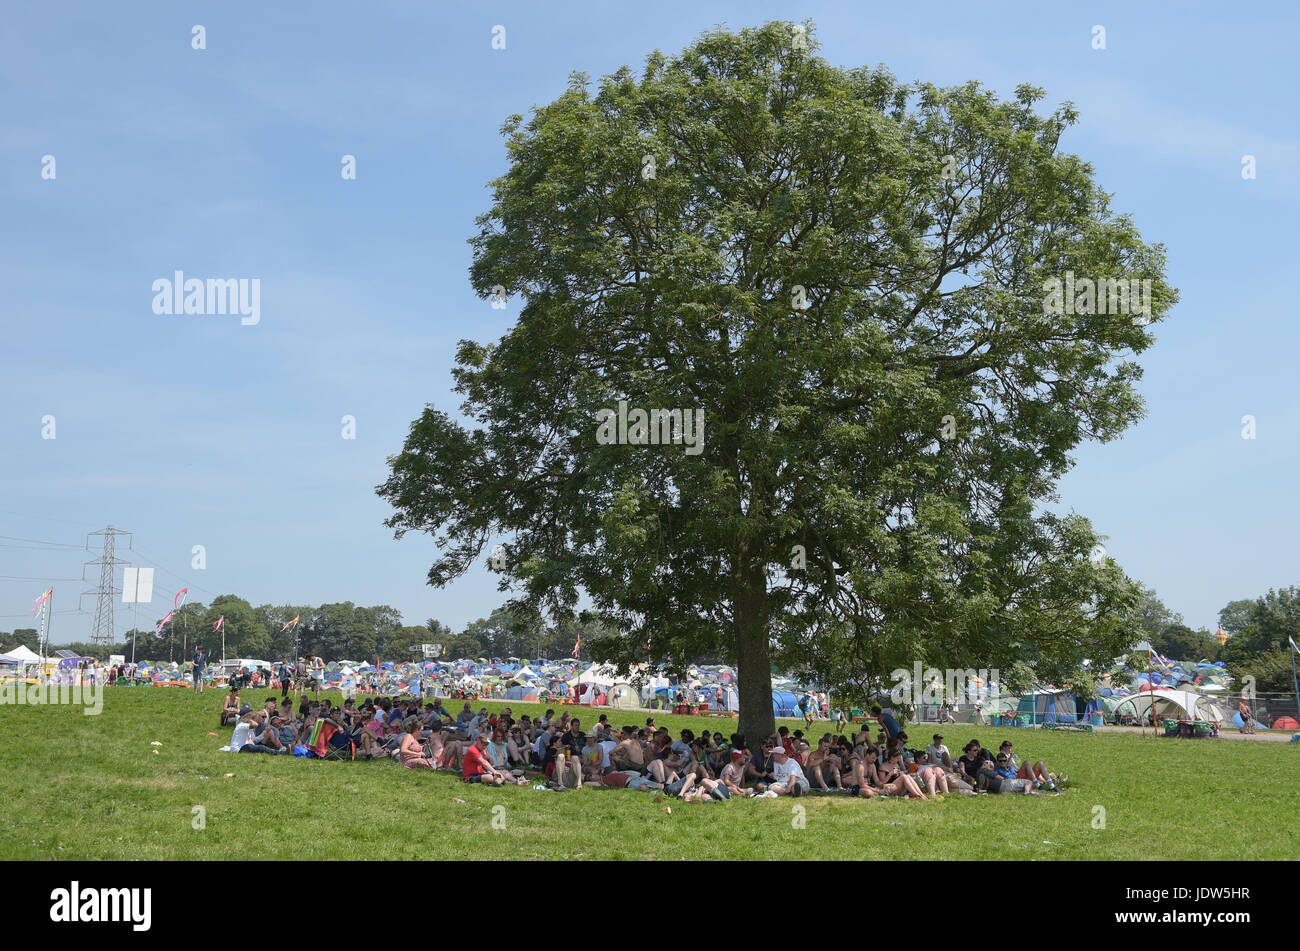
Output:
[997, 740, 1065, 792]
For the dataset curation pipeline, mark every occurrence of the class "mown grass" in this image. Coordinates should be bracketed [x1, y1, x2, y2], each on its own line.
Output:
[0, 688, 1294, 860]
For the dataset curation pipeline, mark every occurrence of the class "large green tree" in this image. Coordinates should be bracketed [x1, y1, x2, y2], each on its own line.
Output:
[377, 22, 1173, 741]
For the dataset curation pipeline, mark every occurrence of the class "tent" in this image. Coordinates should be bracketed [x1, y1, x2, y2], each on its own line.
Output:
[772, 690, 800, 717]
[1112, 689, 1226, 725]
[0, 644, 40, 666]
[607, 683, 638, 709]
[576, 664, 620, 688]
[1272, 716, 1300, 730]
[1015, 690, 1078, 723]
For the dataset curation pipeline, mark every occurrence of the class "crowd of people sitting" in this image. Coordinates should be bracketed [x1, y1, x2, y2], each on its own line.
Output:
[217, 691, 1068, 800]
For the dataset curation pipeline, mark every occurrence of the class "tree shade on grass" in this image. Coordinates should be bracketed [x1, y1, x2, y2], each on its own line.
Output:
[2, 689, 1293, 861]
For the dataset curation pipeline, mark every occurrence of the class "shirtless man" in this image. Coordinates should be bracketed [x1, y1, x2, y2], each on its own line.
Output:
[805, 736, 844, 791]
[838, 745, 876, 798]
[610, 726, 647, 774]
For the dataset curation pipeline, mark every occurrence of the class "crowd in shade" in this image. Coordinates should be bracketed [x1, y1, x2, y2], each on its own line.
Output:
[217, 691, 1069, 800]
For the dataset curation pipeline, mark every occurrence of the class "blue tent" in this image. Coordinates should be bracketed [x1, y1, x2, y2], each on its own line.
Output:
[1015, 690, 1078, 723]
[772, 690, 800, 717]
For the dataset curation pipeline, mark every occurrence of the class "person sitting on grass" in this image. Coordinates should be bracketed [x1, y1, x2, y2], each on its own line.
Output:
[878, 750, 929, 799]
[956, 740, 995, 789]
[239, 711, 285, 755]
[998, 740, 1064, 791]
[800, 737, 842, 795]
[989, 752, 1040, 795]
[844, 745, 881, 798]
[221, 689, 242, 727]
[357, 718, 387, 760]
[508, 726, 531, 768]
[463, 732, 525, 786]
[759, 743, 810, 798]
[544, 734, 583, 789]
[582, 733, 606, 783]
[719, 750, 751, 798]
[745, 738, 776, 791]
[399, 722, 435, 769]
[610, 726, 647, 774]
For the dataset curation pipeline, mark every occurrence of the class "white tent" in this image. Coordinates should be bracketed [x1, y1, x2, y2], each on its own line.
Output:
[0, 645, 40, 665]
[1112, 689, 1226, 724]
[576, 663, 620, 688]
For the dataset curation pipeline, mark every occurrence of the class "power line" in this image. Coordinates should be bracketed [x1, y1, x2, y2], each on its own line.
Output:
[128, 547, 222, 601]
[0, 533, 86, 548]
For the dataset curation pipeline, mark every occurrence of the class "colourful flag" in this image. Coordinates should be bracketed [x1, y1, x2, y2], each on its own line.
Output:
[279, 615, 300, 633]
[155, 612, 174, 634]
[213, 615, 225, 632]
[572, 632, 581, 657]
[174, 588, 188, 611]
[32, 587, 52, 613]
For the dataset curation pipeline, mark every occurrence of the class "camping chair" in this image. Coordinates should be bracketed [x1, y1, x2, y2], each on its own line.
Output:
[306, 720, 354, 760]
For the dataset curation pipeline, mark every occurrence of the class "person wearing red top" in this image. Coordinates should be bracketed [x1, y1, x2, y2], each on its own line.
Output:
[463, 733, 525, 786]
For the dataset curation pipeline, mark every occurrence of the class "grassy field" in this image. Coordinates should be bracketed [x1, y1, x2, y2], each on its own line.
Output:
[1, 687, 1295, 860]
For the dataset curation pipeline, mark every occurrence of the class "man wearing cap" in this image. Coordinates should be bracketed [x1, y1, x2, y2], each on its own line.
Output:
[764, 742, 810, 797]
[719, 749, 751, 797]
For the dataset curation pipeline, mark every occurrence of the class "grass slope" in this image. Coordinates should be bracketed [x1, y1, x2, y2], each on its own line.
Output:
[1, 689, 1294, 860]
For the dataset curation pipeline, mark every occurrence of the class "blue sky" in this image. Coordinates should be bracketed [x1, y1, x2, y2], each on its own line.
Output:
[2, 1, 1297, 643]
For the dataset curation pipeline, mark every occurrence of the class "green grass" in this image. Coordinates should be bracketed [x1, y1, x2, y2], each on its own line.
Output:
[1, 687, 1295, 860]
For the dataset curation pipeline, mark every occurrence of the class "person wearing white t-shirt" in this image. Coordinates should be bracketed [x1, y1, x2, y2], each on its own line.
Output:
[764, 745, 810, 797]
[597, 737, 618, 771]
[225, 716, 254, 752]
[924, 734, 952, 770]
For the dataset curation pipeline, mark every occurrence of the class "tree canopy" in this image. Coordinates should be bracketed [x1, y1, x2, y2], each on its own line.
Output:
[378, 21, 1175, 740]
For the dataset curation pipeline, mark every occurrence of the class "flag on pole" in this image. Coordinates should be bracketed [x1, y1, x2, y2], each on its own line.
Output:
[279, 615, 300, 633]
[1216, 626, 1229, 646]
[32, 587, 52, 613]
[572, 632, 581, 657]
[174, 588, 188, 611]
[213, 615, 225, 632]
[1289, 636, 1298, 653]
[155, 612, 174, 635]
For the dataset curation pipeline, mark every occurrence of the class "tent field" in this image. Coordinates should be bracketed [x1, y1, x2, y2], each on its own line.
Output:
[1, 688, 1295, 861]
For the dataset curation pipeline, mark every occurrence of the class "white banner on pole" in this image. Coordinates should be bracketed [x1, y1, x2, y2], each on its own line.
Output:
[122, 566, 155, 604]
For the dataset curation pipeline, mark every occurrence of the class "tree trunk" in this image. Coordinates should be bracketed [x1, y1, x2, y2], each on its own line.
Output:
[734, 562, 776, 745]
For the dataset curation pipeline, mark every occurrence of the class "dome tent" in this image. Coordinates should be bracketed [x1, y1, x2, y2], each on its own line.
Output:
[1112, 689, 1226, 725]
[772, 690, 800, 717]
